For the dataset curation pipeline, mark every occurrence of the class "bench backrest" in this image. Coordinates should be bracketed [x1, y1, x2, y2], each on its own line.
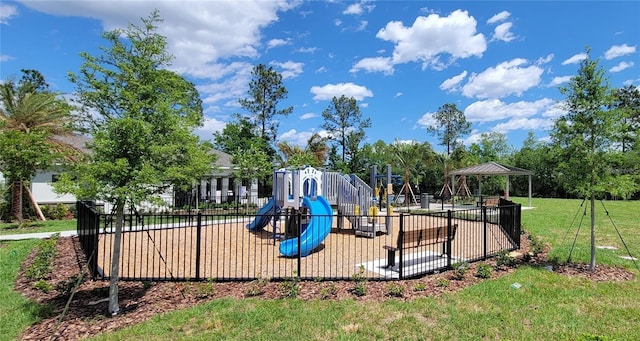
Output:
[484, 198, 499, 207]
[398, 224, 458, 248]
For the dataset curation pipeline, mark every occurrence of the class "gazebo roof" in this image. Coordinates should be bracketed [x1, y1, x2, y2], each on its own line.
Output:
[450, 162, 533, 176]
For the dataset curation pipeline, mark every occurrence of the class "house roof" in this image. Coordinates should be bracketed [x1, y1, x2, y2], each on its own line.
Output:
[57, 134, 236, 174]
[450, 161, 533, 176]
[51, 134, 92, 155]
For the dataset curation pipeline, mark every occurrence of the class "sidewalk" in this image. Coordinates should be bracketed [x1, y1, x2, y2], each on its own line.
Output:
[0, 230, 77, 241]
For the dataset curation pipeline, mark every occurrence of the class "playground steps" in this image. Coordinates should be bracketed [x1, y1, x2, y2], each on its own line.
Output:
[354, 216, 387, 238]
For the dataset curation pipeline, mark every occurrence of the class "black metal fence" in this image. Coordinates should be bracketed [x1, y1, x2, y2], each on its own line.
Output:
[76, 201, 521, 282]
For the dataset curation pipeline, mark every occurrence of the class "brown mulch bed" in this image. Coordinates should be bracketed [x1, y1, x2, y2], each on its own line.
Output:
[14, 234, 635, 341]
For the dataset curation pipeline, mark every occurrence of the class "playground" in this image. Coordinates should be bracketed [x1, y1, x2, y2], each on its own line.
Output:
[82, 167, 521, 281]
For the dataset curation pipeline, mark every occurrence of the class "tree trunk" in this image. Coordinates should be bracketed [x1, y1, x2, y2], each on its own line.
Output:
[589, 193, 596, 272]
[109, 200, 125, 315]
[24, 185, 46, 221]
[11, 181, 23, 222]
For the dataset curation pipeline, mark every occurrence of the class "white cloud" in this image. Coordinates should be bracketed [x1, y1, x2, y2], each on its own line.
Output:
[297, 47, 318, 53]
[310, 82, 373, 101]
[605, 43, 636, 60]
[463, 130, 482, 145]
[350, 56, 394, 74]
[562, 53, 587, 65]
[394, 92, 403, 98]
[195, 116, 227, 140]
[278, 129, 324, 146]
[21, 1, 299, 116]
[300, 112, 317, 120]
[195, 62, 253, 110]
[549, 75, 572, 86]
[0, 54, 13, 62]
[610, 61, 634, 73]
[461, 58, 543, 99]
[492, 22, 516, 42]
[536, 54, 554, 65]
[464, 98, 555, 123]
[22, 1, 296, 77]
[334, 19, 342, 26]
[491, 117, 554, 133]
[0, 4, 17, 24]
[358, 9, 485, 73]
[357, 20, 368, 31]
[415, 112, 437, 129]
[440, 70, 467, 91]
[270, 60, 304, 79]
[267, 38, 290, 49]
[343, 1, 375, 16]
[487, 11, 510, 24]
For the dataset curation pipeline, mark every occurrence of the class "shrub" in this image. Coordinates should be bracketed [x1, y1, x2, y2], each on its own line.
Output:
[351, 265, 367, 297]
[320, 283, 338, 299]
[25, 235, 58, 285]
[529, 235, 545, 256]
[386, 283, 404, 297]
[246, 277, 270, 297]
[279, 273, 300, 298]
[475, 263, 492, 279]
[436, 278, 449, 288]
[495, 250, 517, 270]
[451, 261, 469, 280]
[413, 282, 427, 292]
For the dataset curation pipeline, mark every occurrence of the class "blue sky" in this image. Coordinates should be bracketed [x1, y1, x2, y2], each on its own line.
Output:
[1, 1, 639, 153]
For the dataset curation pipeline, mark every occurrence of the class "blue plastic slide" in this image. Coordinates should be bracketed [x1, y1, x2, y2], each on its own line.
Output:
[279, 196, 333, 257]
[246, 198, 280, 231]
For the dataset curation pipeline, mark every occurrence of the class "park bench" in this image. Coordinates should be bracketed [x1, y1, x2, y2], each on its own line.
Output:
[383, 224, 458, 268]
[483, 197, 499, 207]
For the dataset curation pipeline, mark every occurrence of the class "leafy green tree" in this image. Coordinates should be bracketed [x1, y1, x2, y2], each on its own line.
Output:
[213, 115, 267, 154]
[321, 95, 371, 172]
[239, 64, 293, 147]
[0, 69, 76, 221]
[59, 11, 214, 314]
[612, 85, 640, 153]
[232, 139, 272, 188]
[426, 103, 471, 156]
[511, 132, 563, 197]
[551, 47, 618, 271]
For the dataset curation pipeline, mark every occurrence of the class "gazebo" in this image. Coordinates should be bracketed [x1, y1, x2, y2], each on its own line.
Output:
[449, 162, 534, 208]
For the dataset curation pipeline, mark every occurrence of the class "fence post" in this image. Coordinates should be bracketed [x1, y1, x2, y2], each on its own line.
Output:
[296, 209, 302, 278]
[399, 214, 404, 280]
[195, 212, 202, 281]
[482, 206, 488, 259]
[447, 210, 452, 268]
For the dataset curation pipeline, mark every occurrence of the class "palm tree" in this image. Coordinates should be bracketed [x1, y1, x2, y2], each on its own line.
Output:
[391, 140, 432, 209]
[276, 133, 329, 169]
[0, 71, 78, 221]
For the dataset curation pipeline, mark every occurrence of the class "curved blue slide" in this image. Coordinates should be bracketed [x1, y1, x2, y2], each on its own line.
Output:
[279, 195, 333, 257]
[246, 198, 280, 231]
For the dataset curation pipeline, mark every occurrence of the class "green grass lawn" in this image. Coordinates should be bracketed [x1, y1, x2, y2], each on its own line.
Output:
[0, 239, 54, 341]
[2, 198, 639, 340]
[0, 219, 76, 236]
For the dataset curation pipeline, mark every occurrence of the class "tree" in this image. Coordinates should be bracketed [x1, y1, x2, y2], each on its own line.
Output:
[551, 47, 617, 271]
[213, 115, 266, 155]
[0, 69, 77, 221]
[612, 85, 640, 153]
[390, 140, 432, 208]
[321, 95, 371, 171]
[59, 11, 214, 314]
[426, 103, 471, 156]
[239, 64, 293, 148]
[512, 132, 562, 197]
